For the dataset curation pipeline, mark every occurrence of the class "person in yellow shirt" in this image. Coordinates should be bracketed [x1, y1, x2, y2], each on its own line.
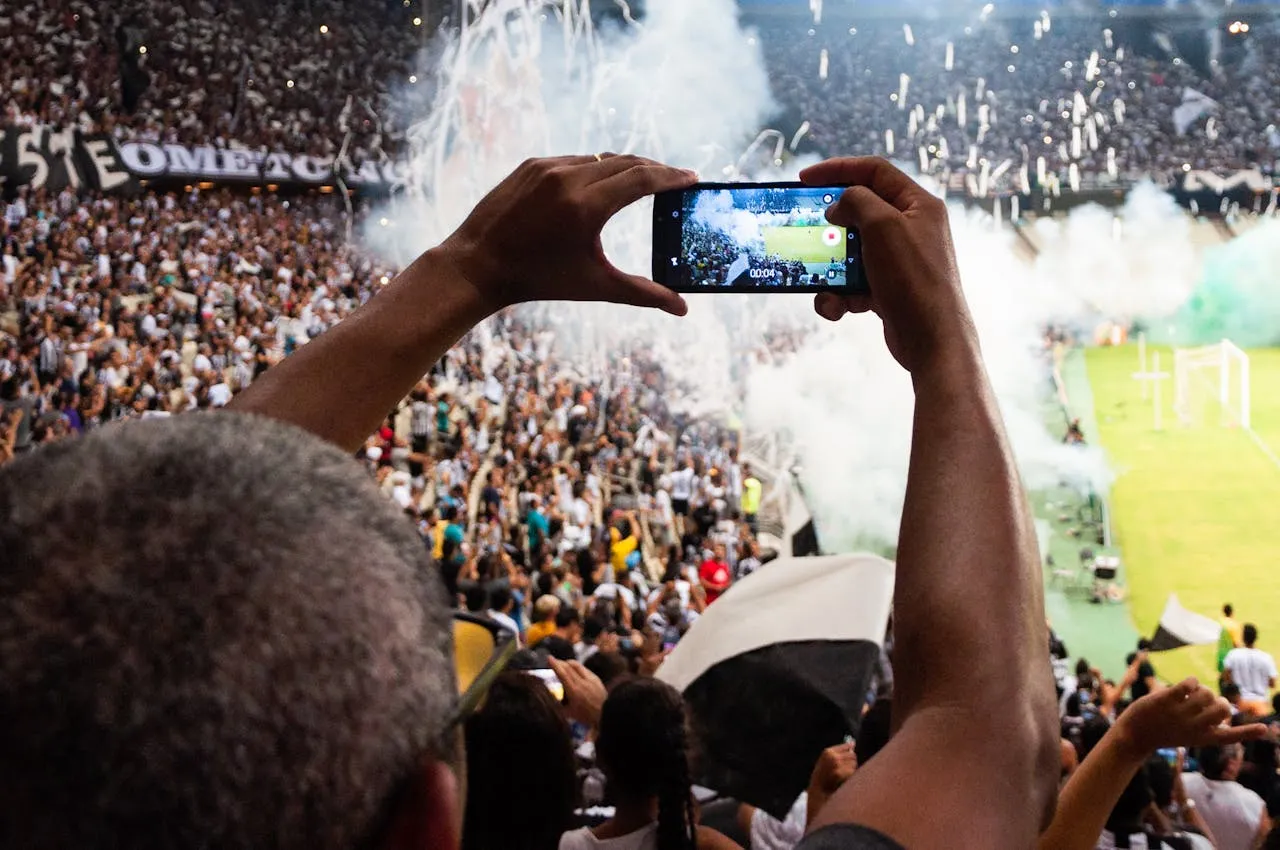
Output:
[609, 511, 640, 579]
[525, 594, 562, 647]
[741, 464, 762, 534]
[1218, 603, 1245, 675]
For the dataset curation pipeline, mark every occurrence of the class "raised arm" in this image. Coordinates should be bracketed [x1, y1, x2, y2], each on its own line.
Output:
[801, 158, 1059, 848]
[1039, 679, 1263, 850]
[229, 155, 695, 452]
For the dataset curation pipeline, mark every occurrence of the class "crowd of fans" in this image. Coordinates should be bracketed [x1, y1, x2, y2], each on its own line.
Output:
[763, 15, 1280, 191]
[4, 2, 1280, 850]
[4, 2, 1278, 188]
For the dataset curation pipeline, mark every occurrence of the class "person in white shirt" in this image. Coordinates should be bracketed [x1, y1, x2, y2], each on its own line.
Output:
[1222, 624, 1277, 714]
[667, 460, 696, 538]
[1182, 743, 1270, 850]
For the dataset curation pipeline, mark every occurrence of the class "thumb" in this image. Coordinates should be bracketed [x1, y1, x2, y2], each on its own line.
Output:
[610, 270, 689, 317]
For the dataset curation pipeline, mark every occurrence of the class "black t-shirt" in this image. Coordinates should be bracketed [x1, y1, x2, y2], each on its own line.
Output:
[795, 824, 904, 850]
[1128, 657, 1156, 701]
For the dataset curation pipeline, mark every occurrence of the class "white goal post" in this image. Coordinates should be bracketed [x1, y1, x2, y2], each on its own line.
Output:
[1174, 340, 1251, 429]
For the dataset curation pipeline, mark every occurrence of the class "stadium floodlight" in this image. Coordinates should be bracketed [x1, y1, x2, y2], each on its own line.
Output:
[1174, 340, 1251, 430]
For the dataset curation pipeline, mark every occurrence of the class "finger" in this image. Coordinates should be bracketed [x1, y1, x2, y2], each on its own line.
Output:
[609, 270, 689, 317]
[1209, 723, 1270, 745]
[589, 163, 699, 220]
[827, 186, 900, 233]
[1189, 697, 1234, 730]
[575, 152, 651, 182]
[800, 157, 924, 212]
[815, 292, 846, 321]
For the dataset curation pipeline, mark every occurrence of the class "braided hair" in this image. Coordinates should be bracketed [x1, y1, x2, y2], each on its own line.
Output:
[596, 678, 698, 850]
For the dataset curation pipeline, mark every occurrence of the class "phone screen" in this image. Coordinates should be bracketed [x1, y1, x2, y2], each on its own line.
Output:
[651, 182, 866, 294]
[527, 668, 565, 703]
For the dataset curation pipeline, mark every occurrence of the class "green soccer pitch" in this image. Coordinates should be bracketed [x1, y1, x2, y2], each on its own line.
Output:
[762, 225, 844, 264]
[1085, 344, 1280, 687]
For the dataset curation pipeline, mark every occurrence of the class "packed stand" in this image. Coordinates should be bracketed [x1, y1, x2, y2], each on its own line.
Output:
[761, 15, 1280, 191]
[1, 0, 428, 161]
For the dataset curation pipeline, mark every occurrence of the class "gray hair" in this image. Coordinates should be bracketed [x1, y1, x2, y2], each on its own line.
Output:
[0, 412, 456, 850]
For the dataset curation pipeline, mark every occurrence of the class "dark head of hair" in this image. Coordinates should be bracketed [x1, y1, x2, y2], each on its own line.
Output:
[1245, 624, 1259, 647]
[1136, 638, 1152, 652]
[1080, 717, 1112, 759]
[555, 606, 581, 630]
[489, 585, 512, 613]
[465, 585, 489, 613]
[1223, 682, 1242, 702]
[539, 635, 577, 663]
[463, 672, 577, 850]
[535, 572, 555, 599]
[1198, 743, 1242, 780]
[1074, 658, 1091, 677]
[577, 548, 600, 596]
[443, 503, 459, 521]
[1224, 603, 1235, 617]
[596, 678, 697, 850]
[584, 651, 631, 690]
[1105, 764, 1154, 834]
[0, 412, 455, 850]
[583, 616, 607, 644]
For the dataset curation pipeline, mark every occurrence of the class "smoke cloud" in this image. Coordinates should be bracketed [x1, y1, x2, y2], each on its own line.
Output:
[364, 0, 1251, 552]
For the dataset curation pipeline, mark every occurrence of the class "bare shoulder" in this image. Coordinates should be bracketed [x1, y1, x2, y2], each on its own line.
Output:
[696, 825, 743, 850]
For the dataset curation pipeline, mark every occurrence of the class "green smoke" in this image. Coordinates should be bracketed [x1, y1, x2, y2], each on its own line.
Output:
[1150, 219, 1280, 348]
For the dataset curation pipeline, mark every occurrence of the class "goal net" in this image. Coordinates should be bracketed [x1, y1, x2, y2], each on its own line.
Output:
[1174, 341, 1251, 429]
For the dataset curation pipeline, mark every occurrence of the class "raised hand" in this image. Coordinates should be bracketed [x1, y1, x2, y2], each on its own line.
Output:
[799, 157, 977, 376]
[1114, 677, 1269, 757]
[438, 155, 697, 316]
[548, 656, 607, 729]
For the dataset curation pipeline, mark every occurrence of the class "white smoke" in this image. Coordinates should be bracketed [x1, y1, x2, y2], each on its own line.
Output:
[363, 0, 1211, 552]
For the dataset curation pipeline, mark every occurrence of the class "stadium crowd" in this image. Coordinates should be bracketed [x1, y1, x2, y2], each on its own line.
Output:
[762, 15, 1280, 190]
[4, 2, 1280, 850]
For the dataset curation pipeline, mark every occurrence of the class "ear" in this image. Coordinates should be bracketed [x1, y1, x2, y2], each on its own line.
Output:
[379, 760, 462, 850]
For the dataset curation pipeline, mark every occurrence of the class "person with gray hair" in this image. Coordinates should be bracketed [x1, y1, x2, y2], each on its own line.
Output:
[0, 153, 700, 850]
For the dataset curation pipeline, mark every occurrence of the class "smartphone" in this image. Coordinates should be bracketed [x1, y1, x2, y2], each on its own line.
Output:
[651, 182, 866, 294]
[527, 668, 565, 703]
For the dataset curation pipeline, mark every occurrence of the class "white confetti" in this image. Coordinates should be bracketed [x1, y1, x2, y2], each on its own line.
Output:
[1011, 194, 1021, 219]
[975, 77, 986, 100]
[1072, 91, 1087, 125]
[1086, 51, 1100, 82]
[1103, 28, 1114, 50]
[978, 160, 991, 197]
[884, 129, 895, 155]
[810, 0, 822, 24]
[1034, 20, 1043, 41]
[1069, 163, 1081, 193]
[1107, 147, 1118, 179]
[790, 121, 811, 151]
[1041, 10, 1051, 32]
[903, 24, 914, 46]
[1206, 117, 1218, 141]
[819, 48, 829, 80]
[945, 42, 954, 71]
[1036, 156, 1047, 184]
[1116, 47, 1125, 61]
[968, 145, 979, 169]
[1071, 127, 1082, 159]
[898, 73, 910, 108]
[993, 197, 1003, 226]
[1086, 120, 1098, 151]
[908, 110, 919, 136]
[958, 92, 967, 127]
[918, 146, 929, 172]
[1113, 98, 1126, 125]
